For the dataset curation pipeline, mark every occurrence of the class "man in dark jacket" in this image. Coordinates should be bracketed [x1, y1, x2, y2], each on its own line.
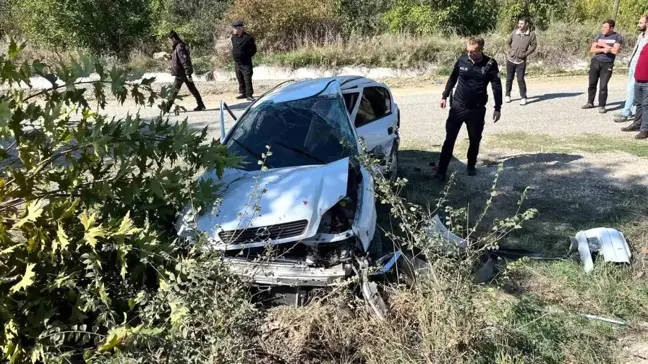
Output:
[231, 20, 257, 101]
[505, 17, 537, 106]
[434, 36, 502, 180]
[167, 31, 205, 112]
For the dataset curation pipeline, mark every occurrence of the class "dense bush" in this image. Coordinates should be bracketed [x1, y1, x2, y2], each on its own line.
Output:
[150, 0, 231, 52]
[338, 0, 394, 35]
[8, 0, 154, 58]
[225, 0, 341, 51]
[0, 41, 238, 362]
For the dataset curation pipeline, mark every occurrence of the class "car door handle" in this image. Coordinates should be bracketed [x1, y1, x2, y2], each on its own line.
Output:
[387, 127, 393, 135]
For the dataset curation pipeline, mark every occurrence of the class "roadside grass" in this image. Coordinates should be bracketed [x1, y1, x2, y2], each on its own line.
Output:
[491, 132, 648, 158]
[387, 138, 648, 363]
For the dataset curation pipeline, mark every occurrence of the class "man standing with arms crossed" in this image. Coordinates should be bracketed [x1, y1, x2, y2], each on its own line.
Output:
[505, 17, 537, 106]
[582, 19, 623, 114]
[615, 15, 647, 123]
[231, 20, 257, 101]
[434, 36, 502, 180]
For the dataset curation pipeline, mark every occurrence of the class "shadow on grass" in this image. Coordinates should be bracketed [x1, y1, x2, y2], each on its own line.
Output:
[395, 148, 648, 256]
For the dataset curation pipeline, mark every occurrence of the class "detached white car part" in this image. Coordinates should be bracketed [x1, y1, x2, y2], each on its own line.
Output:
[571, 228, 632, 273]
[176, 77, 400, 287]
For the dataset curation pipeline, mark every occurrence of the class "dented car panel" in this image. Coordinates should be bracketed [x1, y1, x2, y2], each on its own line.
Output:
[176, 77, 400, 287]
[194, 158, 351, 250]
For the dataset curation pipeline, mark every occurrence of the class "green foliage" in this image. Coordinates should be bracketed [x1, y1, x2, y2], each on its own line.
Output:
[383, 0, 498, 35]
[496, 0, 572, 30]
[92, 255, 260, 363]
[337, 0, 394, 35]
[150, 0, 231, 52]
[225, 0, 342, 51]
[0, 40, 237, 362]
[9, 0, 154, 58]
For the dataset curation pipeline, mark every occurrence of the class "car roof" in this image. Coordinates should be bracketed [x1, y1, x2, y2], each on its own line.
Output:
[258, 76, 378, 104]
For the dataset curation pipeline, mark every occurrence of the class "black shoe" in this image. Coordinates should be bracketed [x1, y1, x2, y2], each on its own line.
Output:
[614, 115, 631, 123]
[622, 125, 640, 132]
[194, 104, 206, 112]
[236, 94, 246, 99]
[467, 168, 477, 176]
[635, 131, 648, 140]
[433, 172, 446, 181]
[581, 103, 595, 109]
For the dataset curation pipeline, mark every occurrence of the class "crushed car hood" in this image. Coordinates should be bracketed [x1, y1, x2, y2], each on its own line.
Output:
[181, 158, 350, 249]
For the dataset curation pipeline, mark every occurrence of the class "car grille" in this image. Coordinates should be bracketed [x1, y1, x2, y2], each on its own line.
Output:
[218, 220, 309, 244]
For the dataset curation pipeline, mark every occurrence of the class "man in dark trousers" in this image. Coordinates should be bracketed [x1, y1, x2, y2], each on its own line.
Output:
[167, 31, 206, 112]
[582, 19, 623, 114]
[231, 20, 257, 101]
[434, 36, 502, 180]
[622, 29, 648, 140]
[505, 17, 537, 106]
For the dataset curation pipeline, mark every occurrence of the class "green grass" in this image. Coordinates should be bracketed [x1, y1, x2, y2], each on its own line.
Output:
[386, 136, 648, 363]
[492, 132, 648, 158]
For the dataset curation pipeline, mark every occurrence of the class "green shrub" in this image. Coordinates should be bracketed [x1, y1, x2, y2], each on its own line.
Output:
[383, 0, 498, 35]
[224, 0, 342, 51]
[0, 41, 237, 362]
[338, 0, 393, 35]
[8, 0, 154, 58]
[150, 0, 231, 53]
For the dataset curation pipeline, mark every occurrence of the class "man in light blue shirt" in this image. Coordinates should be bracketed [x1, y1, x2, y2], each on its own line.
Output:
[614, 15, 647, 123]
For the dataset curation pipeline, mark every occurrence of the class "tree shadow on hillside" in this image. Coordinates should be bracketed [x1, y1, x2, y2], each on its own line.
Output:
[396, 149, 648, 255]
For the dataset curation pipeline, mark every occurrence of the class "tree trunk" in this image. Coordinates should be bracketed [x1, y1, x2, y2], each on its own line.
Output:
[612, 0, 620, 20]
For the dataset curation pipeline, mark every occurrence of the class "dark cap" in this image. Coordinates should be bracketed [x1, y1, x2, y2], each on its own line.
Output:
[232, 20, 244, 27]
[167, 30, 179, 39]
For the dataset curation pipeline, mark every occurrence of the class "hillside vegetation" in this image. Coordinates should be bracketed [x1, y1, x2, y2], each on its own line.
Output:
[1, 0, 647, 70]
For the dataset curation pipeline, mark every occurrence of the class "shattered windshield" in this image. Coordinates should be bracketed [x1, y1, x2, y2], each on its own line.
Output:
[225, 87, 358, 171]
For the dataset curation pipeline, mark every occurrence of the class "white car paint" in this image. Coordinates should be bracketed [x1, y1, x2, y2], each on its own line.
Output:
[194, 158, 349, 250]
[176, 77, 399, 285]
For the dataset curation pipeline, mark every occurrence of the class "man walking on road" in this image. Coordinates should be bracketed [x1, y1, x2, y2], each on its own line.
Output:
[582, 19, 623, 114]
[434, 36, 502, 180]
[167, 31, 206, 112]
[614, 15, 647, 123]
[622, 25, 648, 140]
[505, 17, 537, 106]
[231, 20, 257, 101]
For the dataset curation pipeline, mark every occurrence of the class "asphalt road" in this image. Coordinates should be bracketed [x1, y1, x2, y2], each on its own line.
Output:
[103, 75, 637, 146]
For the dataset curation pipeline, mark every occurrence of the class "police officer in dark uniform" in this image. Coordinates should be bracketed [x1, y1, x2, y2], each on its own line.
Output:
[231, 20, 257, 101]
[434, 36, 503, 180]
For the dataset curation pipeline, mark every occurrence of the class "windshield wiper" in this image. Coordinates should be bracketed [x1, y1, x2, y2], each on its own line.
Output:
[231, 138, 272, 168]
[272, 141, 326, 164]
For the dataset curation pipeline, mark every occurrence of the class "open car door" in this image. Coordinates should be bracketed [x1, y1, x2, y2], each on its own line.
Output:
[343, 83, 398, 157]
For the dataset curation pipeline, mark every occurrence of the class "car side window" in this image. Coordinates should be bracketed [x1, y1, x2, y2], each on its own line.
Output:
[355, 87, 391, 128]
[342, 92, 359, 114]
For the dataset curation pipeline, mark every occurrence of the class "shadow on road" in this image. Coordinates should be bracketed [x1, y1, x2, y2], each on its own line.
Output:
[523, 92, 583, 105]
[392, 148, 648, 255]
[605, 101, 624, 112]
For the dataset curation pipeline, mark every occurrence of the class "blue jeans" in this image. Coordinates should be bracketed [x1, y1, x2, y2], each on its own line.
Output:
[635, 82, 648, 132]
[622, 65, 637, 117]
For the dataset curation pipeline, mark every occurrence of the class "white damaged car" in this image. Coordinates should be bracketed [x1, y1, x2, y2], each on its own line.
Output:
[176, 76, 400, 288]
